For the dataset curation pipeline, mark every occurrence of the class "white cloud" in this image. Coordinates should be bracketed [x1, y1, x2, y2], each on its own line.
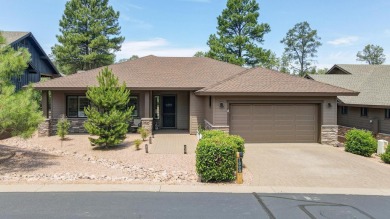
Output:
[327, 36, 359, 46]
[126, 3, 143, 10]
[116, 38, 206, 59]
[121, 15, 153, 30]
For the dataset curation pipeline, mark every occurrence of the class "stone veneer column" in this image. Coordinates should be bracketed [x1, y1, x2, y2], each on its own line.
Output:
[38, 119, 50, 137]
[141, 118, 153, 135]
[321, 125, 338, 146]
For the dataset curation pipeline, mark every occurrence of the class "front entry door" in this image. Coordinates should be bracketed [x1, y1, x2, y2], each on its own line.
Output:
[162, 96, 176, 128]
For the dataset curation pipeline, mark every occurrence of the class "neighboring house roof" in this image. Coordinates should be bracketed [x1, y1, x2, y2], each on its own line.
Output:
[1, 31, 30, 44]
[33, 55, 246, 90]
[1, 31, 60, 76]
[309, 64, 390, 107]
[196, 67, 357, 96]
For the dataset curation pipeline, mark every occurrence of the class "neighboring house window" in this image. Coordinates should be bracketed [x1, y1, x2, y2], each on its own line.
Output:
[209, 96, 212, 108]
[360, 107, 368, 117]
[153, 96, 160, 119]
[341, 106, 348, 115]
[129, 96, 138, 117]
[385, 109, 390, 119]
[67, 96, 89, 118]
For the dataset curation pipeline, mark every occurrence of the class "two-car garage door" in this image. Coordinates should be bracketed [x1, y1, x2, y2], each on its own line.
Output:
[230, 104, 319, 143]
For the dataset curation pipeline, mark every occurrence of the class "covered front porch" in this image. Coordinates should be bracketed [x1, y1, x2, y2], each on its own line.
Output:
[39, 89, 204, 136]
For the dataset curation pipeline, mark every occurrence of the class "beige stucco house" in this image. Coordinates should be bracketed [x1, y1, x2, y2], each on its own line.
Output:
[34, 55, 357, 145]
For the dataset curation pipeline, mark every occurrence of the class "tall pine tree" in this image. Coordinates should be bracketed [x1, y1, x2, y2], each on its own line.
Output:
[206, 0, 272, 67]
[52, 0, 124, 75]
[281, 22, 321, 77]
[84, 67, 133, 147]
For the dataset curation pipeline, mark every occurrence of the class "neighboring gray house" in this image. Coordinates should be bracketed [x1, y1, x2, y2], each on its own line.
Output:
[308, 64, 390, 141]
[33, 56, 356, 145]
[1, 31, 60, 90]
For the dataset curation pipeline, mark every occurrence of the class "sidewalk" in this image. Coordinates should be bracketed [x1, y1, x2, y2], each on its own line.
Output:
[1, 184, 390, 196]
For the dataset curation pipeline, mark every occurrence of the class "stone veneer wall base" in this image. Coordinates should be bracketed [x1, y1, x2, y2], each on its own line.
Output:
[141, 118, 153, 135]
[37, 118, 88, 136]
[321, 125, 338, 146]
[38, 119, 50, 137]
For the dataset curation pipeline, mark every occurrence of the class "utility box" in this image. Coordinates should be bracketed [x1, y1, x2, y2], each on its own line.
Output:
[377, 140, 389, 155]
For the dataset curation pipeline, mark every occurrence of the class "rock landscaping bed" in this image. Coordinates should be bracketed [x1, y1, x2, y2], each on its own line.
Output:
[0, 134, 252, 185]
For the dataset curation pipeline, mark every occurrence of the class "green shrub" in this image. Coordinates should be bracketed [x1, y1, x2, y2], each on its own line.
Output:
[137, 127, 149, 141]
[201, 129, 227, 139]
[134, 139, 142, 150]
[227, 135, 245, 152]
[381, 153, 390, 164]
[196, 138, 237, 182]
[381, 145, 390, 164]
[344, 129, 377, 157]
[56, 115, 71, 140]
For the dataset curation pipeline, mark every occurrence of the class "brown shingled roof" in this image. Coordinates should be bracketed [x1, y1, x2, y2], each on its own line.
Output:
[196, 67, 358, 96]
[33, 55, 245, 90]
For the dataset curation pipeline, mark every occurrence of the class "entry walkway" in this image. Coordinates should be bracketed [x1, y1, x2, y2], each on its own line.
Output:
[149, 130, 198, 154]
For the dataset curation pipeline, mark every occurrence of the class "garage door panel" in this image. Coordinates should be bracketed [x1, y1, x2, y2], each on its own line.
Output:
[230, 104, 318, 143]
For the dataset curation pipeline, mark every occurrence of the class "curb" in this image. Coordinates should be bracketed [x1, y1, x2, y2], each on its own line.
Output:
[0, 184, 389, 196]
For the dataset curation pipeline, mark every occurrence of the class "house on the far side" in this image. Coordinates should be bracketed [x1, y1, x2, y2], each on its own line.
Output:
[308, 64, 390, 141]
[1, 31, 60, 90]
[33, 56, 357, 145]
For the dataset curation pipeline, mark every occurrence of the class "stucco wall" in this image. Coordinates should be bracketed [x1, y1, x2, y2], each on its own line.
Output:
[204, 96, 213, 124]
[189, 92, 205, 134]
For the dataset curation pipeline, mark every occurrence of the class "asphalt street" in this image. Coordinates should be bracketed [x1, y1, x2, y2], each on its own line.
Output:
[0, 192, 389, 219]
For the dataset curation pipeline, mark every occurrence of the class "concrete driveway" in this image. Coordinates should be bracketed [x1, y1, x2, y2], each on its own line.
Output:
[244, 143, 390, 188]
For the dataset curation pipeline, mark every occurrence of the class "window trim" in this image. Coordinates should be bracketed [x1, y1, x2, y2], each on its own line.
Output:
[129, 95, 139, 117]
[341, 106, 348, 115]
[385, 109, 390, 119]
[360, 107, 368, 117]
[153, 95, 160, 119]
[66, 95, 89, 118]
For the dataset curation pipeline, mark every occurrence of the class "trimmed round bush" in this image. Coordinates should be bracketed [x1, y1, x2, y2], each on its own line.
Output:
[381, 153, 390, 164]
[344, 129, 377, 157]
[196, 138, 237, 182]
[201, 130, 227, 139]
[228, 135, 245, 152]
[381, 145, 390, 164]
[201, 130, 245, 152]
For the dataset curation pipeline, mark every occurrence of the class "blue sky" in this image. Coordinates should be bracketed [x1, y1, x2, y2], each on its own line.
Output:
[1, 0, 390, 68]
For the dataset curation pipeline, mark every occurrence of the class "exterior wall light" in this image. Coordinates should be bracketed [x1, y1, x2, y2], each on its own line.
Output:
[328, 102, 332, 107]
[219, 102, 224, 109]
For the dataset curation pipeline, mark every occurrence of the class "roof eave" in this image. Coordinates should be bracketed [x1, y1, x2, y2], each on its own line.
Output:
[33, 86, 204, 91]
[195, 91, 359, 96]
[338, 102, 390, 108]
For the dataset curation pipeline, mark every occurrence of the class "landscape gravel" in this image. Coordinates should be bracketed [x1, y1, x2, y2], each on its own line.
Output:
[0, 134, 252, 185]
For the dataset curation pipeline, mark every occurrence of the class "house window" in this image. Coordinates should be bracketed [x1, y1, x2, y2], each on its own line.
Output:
[360, 107, 368, 117]
[153, 96, 160, 119]
[385, 109, 390, 119]
[341, 106, 348, 115]
[67, 96, 89, 118]
[129, 96, 138, 117]
[209, 96, 212, 108]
